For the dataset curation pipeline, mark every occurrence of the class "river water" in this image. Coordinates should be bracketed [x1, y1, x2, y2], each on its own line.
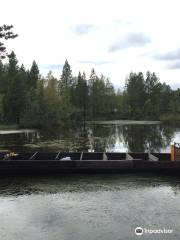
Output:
[0, 174, 180, 240]
[0, 121, 180, 152]
[0, 121, 180, 239]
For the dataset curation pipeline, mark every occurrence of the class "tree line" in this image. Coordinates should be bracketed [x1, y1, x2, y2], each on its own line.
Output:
[0, 53, 116, 127]
[1, 24, 180, 127]
[0, 52, 180, 128]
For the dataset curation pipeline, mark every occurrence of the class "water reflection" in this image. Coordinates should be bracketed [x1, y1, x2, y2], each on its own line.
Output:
[0, 122, 179, 152]
[121, 124, 175, 152]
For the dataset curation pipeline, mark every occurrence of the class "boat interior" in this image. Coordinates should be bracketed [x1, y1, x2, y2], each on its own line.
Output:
[0, 151, 171, 161]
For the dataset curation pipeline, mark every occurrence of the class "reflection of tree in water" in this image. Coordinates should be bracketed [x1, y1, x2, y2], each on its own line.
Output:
[36, 124, 116, 152]
[39, 124, 81, 141]
[122, 124, 175, 152]
[1, 122, 178, 152]
[0, 131, 39, 150]
[38, 123, 177, 152]
[87, 124, 117, 152]
[38, 124, 91, 152]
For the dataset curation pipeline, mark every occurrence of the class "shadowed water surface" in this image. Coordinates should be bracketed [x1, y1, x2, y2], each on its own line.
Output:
[0, 174, 180, 240]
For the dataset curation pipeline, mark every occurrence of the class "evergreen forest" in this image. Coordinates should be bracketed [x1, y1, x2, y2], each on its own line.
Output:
[0, 25, 179, 128]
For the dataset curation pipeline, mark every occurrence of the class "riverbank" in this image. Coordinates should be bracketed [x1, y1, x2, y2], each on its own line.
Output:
[0, 124, 19, 130]
[88, 120, 161, 125]
[0, 117, 178, 130]
[0, 129, 36, 135]
[160, 114, 180, 123]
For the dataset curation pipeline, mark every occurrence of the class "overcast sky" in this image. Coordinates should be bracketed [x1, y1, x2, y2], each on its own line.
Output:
[1, 0, 180, 89]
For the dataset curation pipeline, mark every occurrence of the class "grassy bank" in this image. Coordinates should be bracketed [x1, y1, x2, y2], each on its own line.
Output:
[160, 114, 180, 123]
[0, 124, 19, 130]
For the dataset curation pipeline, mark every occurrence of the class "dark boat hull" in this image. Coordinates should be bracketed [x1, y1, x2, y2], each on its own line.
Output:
[0, 152, 180, 174]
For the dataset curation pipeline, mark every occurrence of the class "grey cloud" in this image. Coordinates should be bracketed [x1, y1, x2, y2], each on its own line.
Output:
[167, 61, 180, 69]
[72, 24, 95, 35]
[154, 49, 180, 61]
[80, 60, 113, 65]
[114, 19, 131, 25]
[170, 83, 180, 90]
[109, 33, 151, 52]
[41, 64, 64, 70]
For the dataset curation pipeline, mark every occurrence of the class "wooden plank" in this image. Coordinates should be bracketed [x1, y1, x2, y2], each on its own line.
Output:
[29, 152, 38, 160]
[103, 153, 108, 161]
[126, 153, 133, 160]
[55, 152, 61, 160]
[148, 153, 159, 161]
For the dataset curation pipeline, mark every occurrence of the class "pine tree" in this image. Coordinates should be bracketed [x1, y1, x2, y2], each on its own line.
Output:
[0, 60, 6, 94]
[58, 60, 73, 93]
[4, 62, 28, 124]
[28, 60, 39, 88]
[88, 68, 97, 118]
[3, 51, 18, 122]
[144, 71, 162, 118]
[73, 71, 88, 120]
[124, 72, 146, 119]
[44, 73, 60, 125]
[7, 51, 18, 76]
[0, 25, 18, 59]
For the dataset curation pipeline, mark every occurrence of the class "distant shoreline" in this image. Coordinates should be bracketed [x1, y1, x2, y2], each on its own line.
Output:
[88, 120, 161, 125]
[0, 129, 36, 135]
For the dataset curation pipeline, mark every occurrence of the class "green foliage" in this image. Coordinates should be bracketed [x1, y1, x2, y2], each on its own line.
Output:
[28, 60, 39, 89]
[0, 124, 18, 130]
[87, 70, 116, 120]
[0, 51, 178, 127]
[72, 72, 88, 121]
[123, 71, 173, 120]
[3, 52, 21, 123]
[0, 94, 3, 122]
[58, 60, 73, 93]
[124, 72, 146, 119]
[44, 74, 61, 125]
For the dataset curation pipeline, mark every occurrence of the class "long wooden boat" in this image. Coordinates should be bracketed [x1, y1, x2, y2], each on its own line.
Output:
[0, 147, 180, 174]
